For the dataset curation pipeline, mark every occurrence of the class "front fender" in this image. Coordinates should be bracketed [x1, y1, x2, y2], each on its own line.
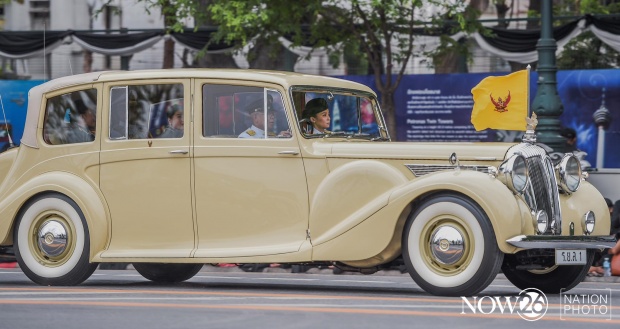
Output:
[0, 171, 109, 260]
[310, 160, 408, 245]
[389, 170, 524, 254]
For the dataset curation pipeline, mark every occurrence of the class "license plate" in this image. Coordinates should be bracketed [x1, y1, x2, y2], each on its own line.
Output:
[555, 249, 587, 265]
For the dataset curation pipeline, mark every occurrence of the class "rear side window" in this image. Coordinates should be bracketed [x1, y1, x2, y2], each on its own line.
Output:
[202, 84, 290, 139]
[108, 83, 184, 140]
[43, 88, 97, 145]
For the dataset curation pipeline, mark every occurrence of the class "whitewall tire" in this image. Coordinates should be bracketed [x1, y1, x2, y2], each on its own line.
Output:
[14, 193, 97, 286]
[403, 194, 503, 296]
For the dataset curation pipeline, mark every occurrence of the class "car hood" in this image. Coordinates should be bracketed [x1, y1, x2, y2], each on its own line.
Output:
[322, 141, 517, 162]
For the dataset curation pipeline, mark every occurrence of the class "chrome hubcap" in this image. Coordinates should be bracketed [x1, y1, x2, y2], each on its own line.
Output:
[429, 225, 465, 265]
[37, 220, 68, 258]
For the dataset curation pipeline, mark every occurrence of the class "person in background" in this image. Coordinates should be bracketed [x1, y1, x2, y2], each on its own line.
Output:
[159, 104, 184, 138]
[67, 99, 96, 143]
[611, 200, 620, 239]
[560, 127, 578, 152]
[588, 197, 614, 276]
[301, 98, 331, 134]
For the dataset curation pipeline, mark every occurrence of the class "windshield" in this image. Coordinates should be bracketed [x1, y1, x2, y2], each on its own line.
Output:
[292, 88, 389, 140]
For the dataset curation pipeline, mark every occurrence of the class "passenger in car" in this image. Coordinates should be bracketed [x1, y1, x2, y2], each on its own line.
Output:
[238, 98, 273, 138]
[301, 98, 331, 134]
[159, 104, 184, 138]
[67, 99, 95, 143]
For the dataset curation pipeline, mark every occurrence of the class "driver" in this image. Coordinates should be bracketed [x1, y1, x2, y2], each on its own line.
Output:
[302, 98, 331, 134]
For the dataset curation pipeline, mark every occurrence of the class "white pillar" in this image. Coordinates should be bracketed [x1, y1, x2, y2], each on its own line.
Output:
[596, 125, 605, 169]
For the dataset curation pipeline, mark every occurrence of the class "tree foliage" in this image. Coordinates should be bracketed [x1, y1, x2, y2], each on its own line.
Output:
[552, 0, 620, 70]
[207, 0, 479, 135]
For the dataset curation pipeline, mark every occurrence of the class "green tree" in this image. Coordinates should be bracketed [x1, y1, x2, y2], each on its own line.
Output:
[100, 0, 204, 69]
[556, 0, 620, 69]
[207, 0, 477, 136]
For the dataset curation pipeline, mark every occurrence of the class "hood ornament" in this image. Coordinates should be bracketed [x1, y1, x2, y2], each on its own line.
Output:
[522, 112, 537, 144]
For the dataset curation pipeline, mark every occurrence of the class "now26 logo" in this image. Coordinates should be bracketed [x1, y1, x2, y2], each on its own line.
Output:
[461, 288, 548, 321]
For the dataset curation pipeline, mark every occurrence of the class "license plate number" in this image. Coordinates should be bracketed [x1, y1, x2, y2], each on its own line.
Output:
[555, 249, 587, 265]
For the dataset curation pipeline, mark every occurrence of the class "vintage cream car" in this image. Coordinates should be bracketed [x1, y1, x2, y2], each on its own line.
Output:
[0, 70, 615, 296]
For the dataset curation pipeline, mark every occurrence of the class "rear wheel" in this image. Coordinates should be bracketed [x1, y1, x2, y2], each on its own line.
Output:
[403, 194, 503, 296]
[14, 193, 97, 286]
[502, 250, 593, 293]
[133, 263, 203, 283]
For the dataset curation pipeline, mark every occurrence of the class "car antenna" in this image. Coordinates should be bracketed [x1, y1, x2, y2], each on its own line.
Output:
[0, 95, 15, 148]
[43, 20, 48, 81]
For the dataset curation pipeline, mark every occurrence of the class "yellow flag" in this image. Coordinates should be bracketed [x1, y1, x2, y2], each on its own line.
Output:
[470, 70, 528, 131]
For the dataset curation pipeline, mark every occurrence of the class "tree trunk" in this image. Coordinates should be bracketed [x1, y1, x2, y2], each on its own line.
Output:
[381, 90, 397, 140]
[83, 51, 93, 73]
[248, 41, 298, 71]
[495, 2, 510, 28]
[162, 38, 175, 69]
[527, 0, 541, 29]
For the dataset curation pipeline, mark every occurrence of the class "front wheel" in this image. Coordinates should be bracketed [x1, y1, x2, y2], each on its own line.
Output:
[402, 194, 503, 296]
[502, 250, 593, 294]
[133, 263, 203, 283]
[14, 193, 98, 286]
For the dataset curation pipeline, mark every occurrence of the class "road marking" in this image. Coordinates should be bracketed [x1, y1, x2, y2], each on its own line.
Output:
[0, 299, 618, 323]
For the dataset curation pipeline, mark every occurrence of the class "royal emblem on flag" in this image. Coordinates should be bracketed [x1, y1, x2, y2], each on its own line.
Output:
[490, 91, 511, 112]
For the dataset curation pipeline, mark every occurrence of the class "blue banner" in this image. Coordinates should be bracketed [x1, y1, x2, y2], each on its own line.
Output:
[0, 80, 44, 148]
[342, 69, 620, 168]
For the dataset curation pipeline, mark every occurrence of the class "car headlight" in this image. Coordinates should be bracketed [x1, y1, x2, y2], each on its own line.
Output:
[533, 210, 549, 234]
[581, 211, 595, 235]
[557, 154, 582, 193]
[499, 154, 528, 194]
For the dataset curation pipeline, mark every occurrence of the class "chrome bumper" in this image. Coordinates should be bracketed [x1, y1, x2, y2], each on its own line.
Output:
[507, 235, 617, 249]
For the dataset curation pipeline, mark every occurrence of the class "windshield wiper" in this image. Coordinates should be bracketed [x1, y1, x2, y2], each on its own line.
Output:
[370, 136, 390, 141]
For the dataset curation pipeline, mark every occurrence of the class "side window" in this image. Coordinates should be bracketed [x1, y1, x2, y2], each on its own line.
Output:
[43, 88, 97, 145]
[202, 84, 290, 139]
[294, 91, 381, 138]
[108, 83, 184, 140]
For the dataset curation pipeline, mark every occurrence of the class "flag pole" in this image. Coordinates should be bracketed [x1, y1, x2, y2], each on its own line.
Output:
[526, 64, 531, 118]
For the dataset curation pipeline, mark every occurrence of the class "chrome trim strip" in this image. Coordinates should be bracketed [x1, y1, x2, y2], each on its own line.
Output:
[405, 164, 490, 177]
[507, 235, 617, 249]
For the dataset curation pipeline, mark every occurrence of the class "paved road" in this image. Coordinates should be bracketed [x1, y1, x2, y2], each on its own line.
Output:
[1, 267, 619, 329]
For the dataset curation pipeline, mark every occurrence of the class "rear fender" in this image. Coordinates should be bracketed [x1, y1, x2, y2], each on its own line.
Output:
[0, 172, 109, 260]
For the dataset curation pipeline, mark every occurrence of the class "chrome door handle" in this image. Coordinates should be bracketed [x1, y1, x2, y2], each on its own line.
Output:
[169, 150, 189, 154]
[278, 150, 299, 155]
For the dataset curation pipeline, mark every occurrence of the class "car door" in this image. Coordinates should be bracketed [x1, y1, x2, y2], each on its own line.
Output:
[99, 80, 195, 258]
[193, 81, 309, 258]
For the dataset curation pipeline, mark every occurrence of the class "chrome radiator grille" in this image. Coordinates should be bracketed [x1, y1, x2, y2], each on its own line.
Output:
[509, 143, 562, 234]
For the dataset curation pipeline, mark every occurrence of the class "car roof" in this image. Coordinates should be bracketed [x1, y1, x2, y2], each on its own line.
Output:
[22, 69, 375, 148]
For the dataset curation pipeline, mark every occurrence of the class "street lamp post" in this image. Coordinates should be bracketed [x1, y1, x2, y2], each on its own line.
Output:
[593, 88, 612, 168]
[531, 0, 566, 152]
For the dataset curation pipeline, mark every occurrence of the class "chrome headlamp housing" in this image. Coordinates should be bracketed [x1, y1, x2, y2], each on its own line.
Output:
[498, 154, 529, 194]
[581, 211, 595, 235]
[557, 154, 582, 193]
[533, 210, 549, 234]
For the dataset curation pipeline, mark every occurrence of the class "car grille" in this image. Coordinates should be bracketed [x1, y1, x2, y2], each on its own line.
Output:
[509, 143, 562, 235]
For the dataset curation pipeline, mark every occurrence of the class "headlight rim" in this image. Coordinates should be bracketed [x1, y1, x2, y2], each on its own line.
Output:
[558, 154, 582, 193]
[499, 154, 529, 194]
[581, 211, 595, 235]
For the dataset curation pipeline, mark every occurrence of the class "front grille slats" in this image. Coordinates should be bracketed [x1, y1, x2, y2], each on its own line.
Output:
[510, 144, 562, 235]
